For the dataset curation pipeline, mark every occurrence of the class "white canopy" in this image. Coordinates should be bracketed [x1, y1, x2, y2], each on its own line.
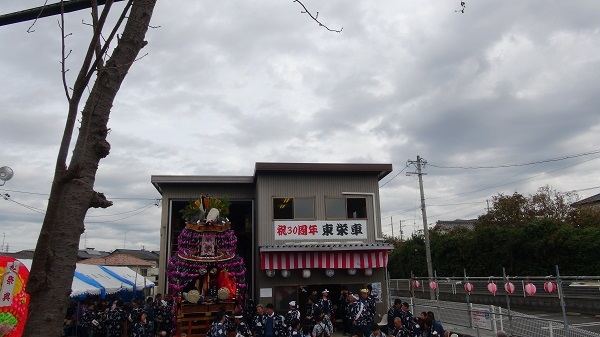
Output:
[18, 259, 154, 298]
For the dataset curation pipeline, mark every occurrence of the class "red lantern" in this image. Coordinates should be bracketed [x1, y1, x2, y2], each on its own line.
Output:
[464, 282, 474, 294]
[504, 282, 516, 294]
[429, 281, 437, 290]
[413, 280, 421, 288]
[525, 283, 537, 296]
[487, 282, 498, 295]
[0, 256, 30, 337]
[544, 281, 557, 293]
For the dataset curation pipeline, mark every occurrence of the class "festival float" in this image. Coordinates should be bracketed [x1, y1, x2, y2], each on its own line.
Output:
[167, 196, 246, 337]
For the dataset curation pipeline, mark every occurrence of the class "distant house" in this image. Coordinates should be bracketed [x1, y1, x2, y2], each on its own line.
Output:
[111, 249, 160, 263]
[79, 252, 158, 293]
[2, 248, 109, 261]
[434, 219, 477, 234]
[1, 249, 35, 260]
[571, 192, 600, 209]
[108, 249, 160, 290]
[78, 248, 110, 260]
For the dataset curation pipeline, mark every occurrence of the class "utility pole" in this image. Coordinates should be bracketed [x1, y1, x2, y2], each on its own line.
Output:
[407, 155, 435, 300]
[390, 216, 394, 238]
[399, 219, 403, 241]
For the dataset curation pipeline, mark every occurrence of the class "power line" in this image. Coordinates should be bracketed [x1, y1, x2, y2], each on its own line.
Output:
[0, 0, 126, 27]
[0, 187, 160, 201]
[428, 149, 600, 169]
[85, 203, 157, 224]
[1, 194, 46, 214]
[427, 155, 600, 201]
[379, 163, 409, 188]
[0, 193, 160, 219]
[85, 200, 160, 217]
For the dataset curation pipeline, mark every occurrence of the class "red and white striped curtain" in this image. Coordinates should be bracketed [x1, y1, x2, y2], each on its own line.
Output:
[260, 250, 388, 270]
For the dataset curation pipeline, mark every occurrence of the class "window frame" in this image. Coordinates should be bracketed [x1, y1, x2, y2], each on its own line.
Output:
[325, 197, 368, 220]
[272, 197, 315, 220]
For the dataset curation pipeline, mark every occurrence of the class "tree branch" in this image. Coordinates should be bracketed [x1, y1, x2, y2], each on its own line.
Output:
[27, 0, 50, 33]
[90, 191, 113, 208]
[60, 3, 71, 101]
[83, 0, 133, 82]
[91, 0, 104, 71]
[293, 0, 342, 33]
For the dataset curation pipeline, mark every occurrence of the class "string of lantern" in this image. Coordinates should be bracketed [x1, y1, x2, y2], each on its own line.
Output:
[409, 274, 575, 297]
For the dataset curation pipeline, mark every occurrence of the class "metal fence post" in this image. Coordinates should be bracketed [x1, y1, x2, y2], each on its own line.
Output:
[556, 265, 570, 336]
[549, 321, 554, 337]
[465, 270, 473, 329]
[491, 305, 498, 335]
[503, 268, 514, 336]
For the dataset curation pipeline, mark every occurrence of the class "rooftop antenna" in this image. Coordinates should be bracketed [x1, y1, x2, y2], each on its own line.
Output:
[0, 166, 14, 186]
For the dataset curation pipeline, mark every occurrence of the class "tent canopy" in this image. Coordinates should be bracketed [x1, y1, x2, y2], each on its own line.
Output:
[18, 259, 154, 298]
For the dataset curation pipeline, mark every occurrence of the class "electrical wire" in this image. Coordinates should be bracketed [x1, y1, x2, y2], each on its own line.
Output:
[85, 200, 160, 217]
[0, 193, 160, 220]
[379, 163, 409, 188]
[428, 149, 600, 169]
[85, 203, 158, 224]
[427, 155, 600, 201]
[1, 193, 46, 214]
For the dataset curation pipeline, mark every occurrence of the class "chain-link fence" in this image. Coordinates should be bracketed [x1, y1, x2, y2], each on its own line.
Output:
[389, 275, 600, 337]
[410, 298, 600, 337]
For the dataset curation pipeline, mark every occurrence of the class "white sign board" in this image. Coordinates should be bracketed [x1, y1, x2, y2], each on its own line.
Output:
[472, 307, 492, 330]
[274, 220, 368, 240]
[260, 288, 273, 298]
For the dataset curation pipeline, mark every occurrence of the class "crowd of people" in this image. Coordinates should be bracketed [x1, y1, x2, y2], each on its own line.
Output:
[63, 287, 508, 337]
[64, 293, 176, 337]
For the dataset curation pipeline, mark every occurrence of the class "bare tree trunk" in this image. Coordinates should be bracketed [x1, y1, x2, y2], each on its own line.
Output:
[23, 1, 157, 336]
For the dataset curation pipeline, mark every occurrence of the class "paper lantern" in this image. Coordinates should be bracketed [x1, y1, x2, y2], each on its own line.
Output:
[487, 282, 498, 295]
[364, 268, 373, 276]
[464, 282, 474, 294]
[0, 257, 30, 337]
[413, 280, 421, 288]
[544, 281, 557, 293]
[325, 269, 335, 278]
[504, 282, 516, 294]
[265, 269, 275, 277]
[429, 281, 437, 290]
[217, 287, 230, 300]
[281, 270, 291, 278]
[525, 283, 537, 296]
[302, 269, 311, 278]
[347, 268, 357, 276]
[186, 290, 200, 303]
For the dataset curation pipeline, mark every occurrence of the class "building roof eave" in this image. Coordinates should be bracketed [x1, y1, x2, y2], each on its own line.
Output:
[259, 243, 394, 252]
[151, 175, 255, 194]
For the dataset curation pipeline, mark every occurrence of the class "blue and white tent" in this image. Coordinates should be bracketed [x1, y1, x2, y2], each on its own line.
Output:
[18, 259, 154, 299]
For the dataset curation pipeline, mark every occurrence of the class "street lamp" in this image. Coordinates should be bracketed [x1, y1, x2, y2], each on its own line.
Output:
[0, 166, 13, 186]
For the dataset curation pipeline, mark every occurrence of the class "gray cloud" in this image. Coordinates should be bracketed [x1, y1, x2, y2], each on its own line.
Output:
[1, 1, 599, 249]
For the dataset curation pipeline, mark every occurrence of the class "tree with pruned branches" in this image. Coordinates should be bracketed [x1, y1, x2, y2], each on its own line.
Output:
[2, 1, 339, 336]
[21, 1, 157, 336]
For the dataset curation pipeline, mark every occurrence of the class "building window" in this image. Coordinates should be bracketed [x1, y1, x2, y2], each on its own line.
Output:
[273, 197, 314, 219]
[326, 197, 367, 219]
[140, 268, 148, 276]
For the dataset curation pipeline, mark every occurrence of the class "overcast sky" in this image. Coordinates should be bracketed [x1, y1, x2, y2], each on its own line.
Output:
[1, 1, 599, 253]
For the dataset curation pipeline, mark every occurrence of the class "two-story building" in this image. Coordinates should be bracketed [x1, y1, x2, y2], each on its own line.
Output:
[151, 162, 394, 313]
